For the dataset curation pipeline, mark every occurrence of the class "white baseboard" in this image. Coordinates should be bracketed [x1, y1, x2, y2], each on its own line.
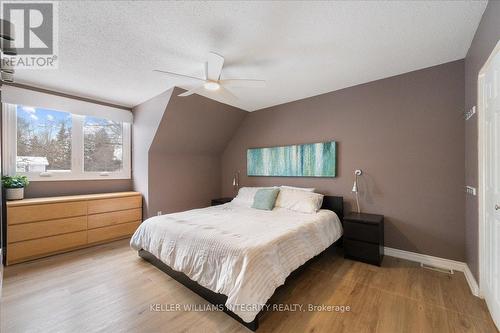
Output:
[384, 246, 480, 297]
[464, 264, 480, 297]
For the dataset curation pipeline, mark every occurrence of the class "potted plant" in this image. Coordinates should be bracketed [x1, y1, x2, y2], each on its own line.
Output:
[2, 175, 29, 200]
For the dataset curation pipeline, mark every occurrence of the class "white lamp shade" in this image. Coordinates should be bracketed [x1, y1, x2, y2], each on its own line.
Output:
[0, 19, 15, 41]
[352, 180, 358, 193]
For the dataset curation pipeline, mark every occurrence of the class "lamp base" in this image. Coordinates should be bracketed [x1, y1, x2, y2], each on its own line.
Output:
[354, 192, 361, 213]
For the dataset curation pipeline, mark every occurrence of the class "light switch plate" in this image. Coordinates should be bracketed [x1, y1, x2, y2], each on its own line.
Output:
[465, 186, 477, 196]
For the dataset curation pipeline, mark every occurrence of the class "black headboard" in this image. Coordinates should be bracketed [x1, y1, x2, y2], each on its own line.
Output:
[321, 196, 343, 220]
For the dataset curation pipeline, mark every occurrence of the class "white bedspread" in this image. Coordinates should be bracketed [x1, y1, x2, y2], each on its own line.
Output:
[130, 203, 342, 323]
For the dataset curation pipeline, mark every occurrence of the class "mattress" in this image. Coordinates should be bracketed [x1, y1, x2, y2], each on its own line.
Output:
[130, 202, 342, 322]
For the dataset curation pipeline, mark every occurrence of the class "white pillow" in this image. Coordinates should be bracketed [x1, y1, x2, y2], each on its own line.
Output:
[232, 187, 278, 207]
[275, 188, 324, 213]
[280, 185, 315, 192]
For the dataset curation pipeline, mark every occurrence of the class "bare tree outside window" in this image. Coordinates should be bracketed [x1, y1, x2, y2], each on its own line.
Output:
[84, 116, 123, 172]
[16, 105, 72, 172]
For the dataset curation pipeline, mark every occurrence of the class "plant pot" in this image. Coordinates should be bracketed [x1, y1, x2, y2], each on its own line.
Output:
[6, 187, 24, 200]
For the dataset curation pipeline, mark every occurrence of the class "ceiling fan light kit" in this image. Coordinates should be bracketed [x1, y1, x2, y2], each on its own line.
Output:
[204, 81, 220, 91]
[154, 52, 266, 100]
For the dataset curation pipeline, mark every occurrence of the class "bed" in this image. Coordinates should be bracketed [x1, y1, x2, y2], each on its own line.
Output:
[130, 195, 343, 331]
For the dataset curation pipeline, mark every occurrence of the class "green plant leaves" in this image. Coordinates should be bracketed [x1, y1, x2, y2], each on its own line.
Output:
[1, 175, 29, 188]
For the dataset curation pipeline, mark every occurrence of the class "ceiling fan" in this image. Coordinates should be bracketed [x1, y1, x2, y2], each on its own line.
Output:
[153, 52, 265, 99]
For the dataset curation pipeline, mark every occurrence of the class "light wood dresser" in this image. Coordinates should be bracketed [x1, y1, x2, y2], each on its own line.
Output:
[6, 191, 142, 265]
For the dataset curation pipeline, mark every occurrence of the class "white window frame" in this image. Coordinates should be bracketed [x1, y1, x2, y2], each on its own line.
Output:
[2, 103, 131, 181]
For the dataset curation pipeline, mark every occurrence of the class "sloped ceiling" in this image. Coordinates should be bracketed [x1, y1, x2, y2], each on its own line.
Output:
[149, 87, 247, 154]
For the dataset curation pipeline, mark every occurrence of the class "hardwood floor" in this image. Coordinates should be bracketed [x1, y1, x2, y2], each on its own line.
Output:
[0, 240, 497, 333]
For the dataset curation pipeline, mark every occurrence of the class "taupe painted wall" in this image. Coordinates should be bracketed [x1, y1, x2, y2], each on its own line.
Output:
[24, 179, 132, 198]
[222, 60, 465, 261]
[148, 154, 221, 215]
[464, 0, 500, 280]
[134, 87, 246, 218]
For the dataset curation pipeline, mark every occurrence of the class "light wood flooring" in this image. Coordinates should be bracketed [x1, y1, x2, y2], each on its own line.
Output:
[0, 239, 497, 333]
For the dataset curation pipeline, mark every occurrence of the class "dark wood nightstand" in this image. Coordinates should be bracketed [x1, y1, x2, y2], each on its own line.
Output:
[343, 212, 384, 266]
[211, 197, 233, 206]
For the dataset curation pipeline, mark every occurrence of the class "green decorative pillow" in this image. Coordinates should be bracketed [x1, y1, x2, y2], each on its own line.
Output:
[252, 188, 280, 210]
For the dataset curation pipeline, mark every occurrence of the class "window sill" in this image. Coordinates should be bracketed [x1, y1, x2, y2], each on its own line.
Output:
[19, 173, 131, 182]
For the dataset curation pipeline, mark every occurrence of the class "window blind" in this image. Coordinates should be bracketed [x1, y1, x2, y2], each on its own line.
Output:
[1, 85, 133, 123]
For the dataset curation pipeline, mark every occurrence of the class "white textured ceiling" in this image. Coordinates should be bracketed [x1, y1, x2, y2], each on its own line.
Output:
[14, 1, 487, 111]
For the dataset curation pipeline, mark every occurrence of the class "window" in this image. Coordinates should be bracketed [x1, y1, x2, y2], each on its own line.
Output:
[16, 106, 72, 173]
[84, 116, 123, 173]
[3, 103, 131, 181]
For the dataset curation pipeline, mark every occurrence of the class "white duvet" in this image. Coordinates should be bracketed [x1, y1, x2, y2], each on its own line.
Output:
[130, 202, 342, 323]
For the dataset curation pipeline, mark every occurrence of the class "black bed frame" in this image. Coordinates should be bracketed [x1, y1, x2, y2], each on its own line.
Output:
[138, 196, 344, 331]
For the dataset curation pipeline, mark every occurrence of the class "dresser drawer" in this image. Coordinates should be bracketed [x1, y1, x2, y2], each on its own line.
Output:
[8, 216, 87, 243]
[7, 231, 87, 264]
[88, 196, 142, 215]
[8, 201, 87, 225]
[87, 220, 140, 244]
[88, 208, 142, 229]
[5, 192, 143, 265]
[344, 239, 383, 266]
[344, 220, 381, 244]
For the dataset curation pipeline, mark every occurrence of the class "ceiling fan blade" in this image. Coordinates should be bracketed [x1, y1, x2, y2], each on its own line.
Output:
[219, 79, 266, 88]
[217, 86, 239, 102]
[153, 69, 205, 82]
[178, 85, 205, 97]
[207, 52, 224, 81]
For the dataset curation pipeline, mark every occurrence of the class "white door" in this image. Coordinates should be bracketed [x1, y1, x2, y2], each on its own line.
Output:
[481, 42, 500, 329]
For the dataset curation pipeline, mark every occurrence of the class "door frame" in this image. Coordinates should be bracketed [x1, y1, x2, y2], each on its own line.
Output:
[478, 40, 500, 300]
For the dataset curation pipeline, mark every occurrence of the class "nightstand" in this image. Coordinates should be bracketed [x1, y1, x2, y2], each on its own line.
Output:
[343, 212, 384, 266]
[211, 197, 233, 206]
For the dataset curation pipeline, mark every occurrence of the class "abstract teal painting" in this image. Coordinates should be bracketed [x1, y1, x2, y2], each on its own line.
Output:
[247, 141, 337, 177]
